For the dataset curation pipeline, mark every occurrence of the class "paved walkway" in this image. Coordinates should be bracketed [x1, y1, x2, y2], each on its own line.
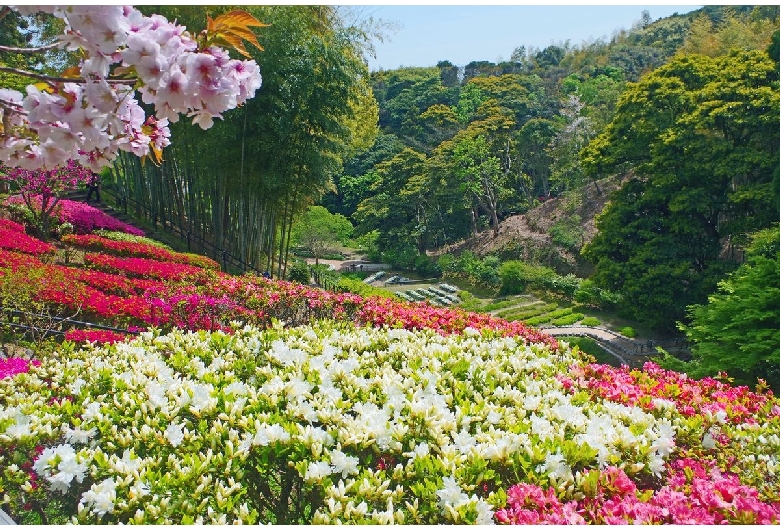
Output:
[541, 325, 660, 368]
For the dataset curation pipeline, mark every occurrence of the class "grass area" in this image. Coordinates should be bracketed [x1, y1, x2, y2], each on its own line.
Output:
[559, 336, 622, 367]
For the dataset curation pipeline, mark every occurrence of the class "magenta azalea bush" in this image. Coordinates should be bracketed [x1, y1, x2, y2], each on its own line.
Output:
[0, 358, 40, 379]
[4, 195, 144, 236]
[0, 160, 92, 238]
[0, 219, 55, 256]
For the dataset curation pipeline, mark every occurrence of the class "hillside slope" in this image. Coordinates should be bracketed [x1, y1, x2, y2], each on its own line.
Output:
[433, 173, 628, 274]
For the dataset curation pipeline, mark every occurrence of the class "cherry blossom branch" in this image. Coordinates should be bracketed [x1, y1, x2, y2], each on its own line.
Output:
[0, 65, 135, 85]
[0, 43, 60, 53]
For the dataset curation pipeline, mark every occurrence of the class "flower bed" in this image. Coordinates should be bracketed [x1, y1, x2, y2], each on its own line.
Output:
[3, 196, 144, 236]
[63, 233, 220, 270]
[0, 220, 56, 256]
[0, 325, 671, 524]
[84, 253, 208, 281]
[1, 325, 778, 524]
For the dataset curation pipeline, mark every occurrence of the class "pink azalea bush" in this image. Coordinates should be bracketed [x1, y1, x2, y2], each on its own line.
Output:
[4, 196, 144, 236]
[496, 460, 780, 525]
[63, 233, 220, 270]
[84, 252, 207, 281]
[63, 328, 128, 345]
[0, 358, 40, 379]
[558, 361, 774, 425]
[0, 160, 92, 238]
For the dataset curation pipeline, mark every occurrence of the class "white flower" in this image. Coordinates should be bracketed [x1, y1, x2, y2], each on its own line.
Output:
[538, 450, 572, 482]
[436, 476, 468, 509]
[81, 477, 117, 516]
[70, 377, 87, 395]
[4, 413, 31, 438]
[224, 381, 248, 396]
[129, 480, 150, 500]
[702, 431, 717, 450]
[114, 449, 143, 474]
[36, 444, 88, 494]
[474, 497, 495, 525]
[146, 381, 168, 410]
[304, 461, 332, 482]
[329, 449, 359, 478]
[63, 425, 97, 445]
[189, 382, 214, 412]
[81, 401, 104, 422]
[252, 422, 290, 446]
[164, 422, 185, 447]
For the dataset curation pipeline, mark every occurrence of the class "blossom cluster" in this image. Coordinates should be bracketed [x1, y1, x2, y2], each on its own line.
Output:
[0, 219, 55, 255]
[496, 459, 780, 524]
[0, 358, 40, 379]
[558, 360, 780, 508]
[559, 361, 774, 423]
[0, 324, 673, 524]
[2, 6, 262, 171]
[0, 160, 92, 199]
[63, 329, 129, 345]
[84, 252, 207, 281]
[4, 196, 144, 236]
[63, 233, 220, 270]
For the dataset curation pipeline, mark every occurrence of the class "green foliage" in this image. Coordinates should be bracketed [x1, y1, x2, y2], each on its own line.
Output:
[573, 279, 622, 310]
[551, 312, 585, 326]
[560, 336, 619, 366]
[497, 260, 581, 298]
[0, 266, 81, 348]
[496, 302, 558, 321]
[525, 307, 573, 326]
[549, 216, 584, 252]
[291, 206, 353, 264]
[582, 50, 780, 330]
[93, 230, 173, 250]
[335, 277, 395, 299]
[580, 316, 602, 327]
[619, 326, 636, 338]
[286, 260, 310, 284]
[678, 225, 780, 388]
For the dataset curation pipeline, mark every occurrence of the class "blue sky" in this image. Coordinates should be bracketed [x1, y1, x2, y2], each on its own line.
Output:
[358, 5, 702, 71]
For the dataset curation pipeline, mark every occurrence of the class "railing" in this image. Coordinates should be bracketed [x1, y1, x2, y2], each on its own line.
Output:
[1, 307, 135, 345]
[103, 186, 266, 276]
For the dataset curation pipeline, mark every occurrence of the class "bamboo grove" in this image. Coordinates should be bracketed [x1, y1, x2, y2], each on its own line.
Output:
[110, 6, 378, 278]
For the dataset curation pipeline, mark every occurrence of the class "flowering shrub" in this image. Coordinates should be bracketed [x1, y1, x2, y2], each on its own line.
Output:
[3, 196, 144, 236]
[0, 249, 47, 271]
[0, 220, 55, 256]
[0, 358, 40, 379]
[0, 160, 93, 239]
[84, 253, 208, 282]
[63, 233, 220, 270]
[496, 460, 780, 524]
[0, 324, 673, 524]
[64, 329, 129, 345]
[557, 360, 780, 509]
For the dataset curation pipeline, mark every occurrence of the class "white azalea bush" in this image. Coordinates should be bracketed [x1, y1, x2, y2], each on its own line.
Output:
[1, 322, 675, 524]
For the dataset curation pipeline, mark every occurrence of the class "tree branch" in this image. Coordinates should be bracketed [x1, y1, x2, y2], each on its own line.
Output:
[0, 43, 61, 54]
[0, 65, 135, 85]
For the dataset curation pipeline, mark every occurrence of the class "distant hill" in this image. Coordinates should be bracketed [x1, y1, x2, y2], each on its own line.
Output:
[432, 173, 627, 275]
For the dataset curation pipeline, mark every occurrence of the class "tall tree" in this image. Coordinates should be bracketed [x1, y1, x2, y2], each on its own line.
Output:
[673, 225, 780, 389]
[582, 50, 780, 329]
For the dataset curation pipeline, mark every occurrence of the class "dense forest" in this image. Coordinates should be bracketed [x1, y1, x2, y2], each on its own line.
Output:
[8, 5, 776, 385]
